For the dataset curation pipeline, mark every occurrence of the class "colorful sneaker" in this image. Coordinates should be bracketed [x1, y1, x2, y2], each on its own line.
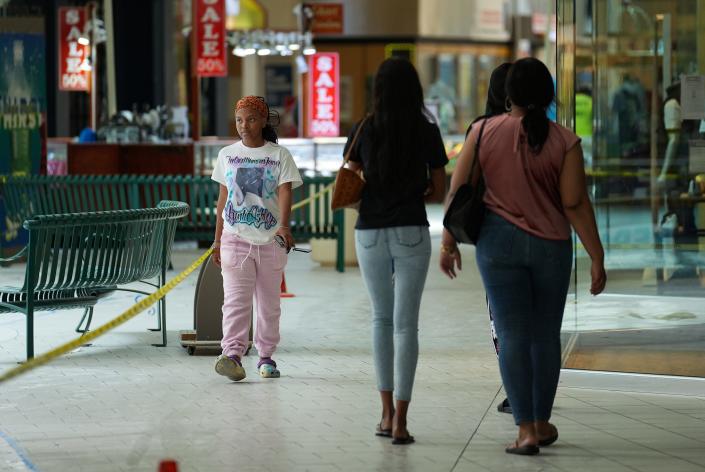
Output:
[258, 357, 280, 378]
[214, 354, 246, 381]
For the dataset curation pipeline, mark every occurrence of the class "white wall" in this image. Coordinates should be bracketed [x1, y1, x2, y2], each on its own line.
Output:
[419, 0, 511, 41]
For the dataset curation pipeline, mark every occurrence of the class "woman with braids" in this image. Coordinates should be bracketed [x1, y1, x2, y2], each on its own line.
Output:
[344, 58, 448, 445]
[211, 96, 302, 382]
[441, 58, 606, 455]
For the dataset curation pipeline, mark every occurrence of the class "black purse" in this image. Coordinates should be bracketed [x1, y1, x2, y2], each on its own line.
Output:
[442, 119, 487, 245]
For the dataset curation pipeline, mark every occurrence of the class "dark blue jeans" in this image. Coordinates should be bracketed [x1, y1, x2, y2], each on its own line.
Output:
[476, 212, 573, 425]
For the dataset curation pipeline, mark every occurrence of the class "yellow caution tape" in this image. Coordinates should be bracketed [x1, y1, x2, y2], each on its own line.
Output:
[0, 183, 337, 384]
[290, 183, 333, 211]
[0, 184, 333, 384]
[0, 247, 214, 385]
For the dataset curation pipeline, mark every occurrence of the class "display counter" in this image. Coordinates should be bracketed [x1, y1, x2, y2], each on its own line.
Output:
[49, 138, 348, 176]
[52, 135, 467, 176]
[194, 137, 347, 176]
[67, 143, 194, 174]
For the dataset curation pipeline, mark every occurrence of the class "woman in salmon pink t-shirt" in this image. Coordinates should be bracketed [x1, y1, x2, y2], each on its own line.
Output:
[441, 58, 606, 456]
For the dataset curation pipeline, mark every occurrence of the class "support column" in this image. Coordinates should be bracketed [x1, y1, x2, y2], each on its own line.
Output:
[241, 55, 263, 97]
[556, 0, 575, 130]
[104, 0, 117, 117]
[89, 1, 97, 129]
[699, 0, 705, 75]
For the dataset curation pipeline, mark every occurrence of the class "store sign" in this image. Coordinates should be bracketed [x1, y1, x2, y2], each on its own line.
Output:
[58, 7, 89, 91]
[193, 0, 227, 77]
[531, 13, 557, 38]
[471, 0, 510, 41]
[310, 3, 343, 34]
[308, 52, 339, 137]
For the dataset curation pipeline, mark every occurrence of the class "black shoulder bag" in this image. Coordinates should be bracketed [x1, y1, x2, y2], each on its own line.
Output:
[442, 119, 487, 245]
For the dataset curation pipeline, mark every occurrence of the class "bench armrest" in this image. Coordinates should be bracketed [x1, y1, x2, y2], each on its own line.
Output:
[0, 246, 27, 263]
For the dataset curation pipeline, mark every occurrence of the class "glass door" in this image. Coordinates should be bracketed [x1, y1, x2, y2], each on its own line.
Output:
[558, 0, 705, 377]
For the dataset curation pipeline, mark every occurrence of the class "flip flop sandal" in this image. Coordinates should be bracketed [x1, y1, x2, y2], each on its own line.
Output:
[505, 441, 539, 455]
[539, 425, 558, 447]
[375, 424, 392, 437]
[392, 434, 415, 445]
[539, 432, 558, 447]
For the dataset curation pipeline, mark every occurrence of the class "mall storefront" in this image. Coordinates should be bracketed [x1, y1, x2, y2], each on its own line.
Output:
[557, 0, 705, 379]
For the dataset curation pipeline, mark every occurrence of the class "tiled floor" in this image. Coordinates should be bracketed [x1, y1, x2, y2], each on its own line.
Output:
[1, 235, 704, 471]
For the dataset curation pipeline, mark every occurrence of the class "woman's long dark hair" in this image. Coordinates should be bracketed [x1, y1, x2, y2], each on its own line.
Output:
[505, 58, 555, 153]
[368, 58, 429, 192]
[466, 62, 512, 137]
[485, 62, 512, 116]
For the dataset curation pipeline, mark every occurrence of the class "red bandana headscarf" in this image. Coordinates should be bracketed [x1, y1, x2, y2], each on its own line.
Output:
[235, 96, 268, 118]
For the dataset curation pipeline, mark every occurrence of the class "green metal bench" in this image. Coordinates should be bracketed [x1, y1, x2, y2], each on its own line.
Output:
[0, 200, 189, 359]
[0, 174, 345, 271]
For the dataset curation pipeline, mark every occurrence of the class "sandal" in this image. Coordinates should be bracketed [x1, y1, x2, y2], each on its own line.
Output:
[258, 357, 280, 378]
[538, 424, 559, 447]
[214, 354, 246, 381]
[391, 434, 415, 445]
[505, 440, 539, 456]
[375, 424, 392, 437]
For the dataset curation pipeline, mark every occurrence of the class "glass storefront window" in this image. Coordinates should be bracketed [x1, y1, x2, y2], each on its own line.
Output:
[417, 46, 510, 135]
[559, 0, 705, 377]
[194, 138, 345, 176]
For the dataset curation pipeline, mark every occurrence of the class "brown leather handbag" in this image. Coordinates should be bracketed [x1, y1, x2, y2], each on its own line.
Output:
[331, 117, 369, 210]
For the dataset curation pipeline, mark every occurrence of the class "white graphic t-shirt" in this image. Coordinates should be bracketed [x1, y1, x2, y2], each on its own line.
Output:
[211, 140, 302, 244]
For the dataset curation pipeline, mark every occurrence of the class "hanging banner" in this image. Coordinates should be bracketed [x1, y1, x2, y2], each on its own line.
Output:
[193, 0, 227, 77]
[0, 29, 47, 252]
[0, 32, 46, 175]
[307, 52, 339, 137]
[58, 7, 89, 91]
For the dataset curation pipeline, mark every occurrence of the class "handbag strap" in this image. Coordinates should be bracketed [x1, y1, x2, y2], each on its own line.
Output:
[343, 116, 369, 165]
[467, 118, 488, 184]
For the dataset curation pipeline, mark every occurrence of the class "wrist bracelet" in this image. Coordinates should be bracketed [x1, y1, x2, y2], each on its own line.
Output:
[440, 243, 457, 255]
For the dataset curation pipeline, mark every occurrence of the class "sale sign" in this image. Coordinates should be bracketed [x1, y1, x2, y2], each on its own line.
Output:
[193, 0, 227, 77]
[307, 53, 339, 137]
[58, 7, 89, 91]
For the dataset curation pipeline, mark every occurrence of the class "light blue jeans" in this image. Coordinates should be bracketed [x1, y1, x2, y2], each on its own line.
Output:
[355, 226, 431, 401]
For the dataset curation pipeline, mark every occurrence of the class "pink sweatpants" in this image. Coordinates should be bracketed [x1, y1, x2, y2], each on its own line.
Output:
[220, 232, 288, 359]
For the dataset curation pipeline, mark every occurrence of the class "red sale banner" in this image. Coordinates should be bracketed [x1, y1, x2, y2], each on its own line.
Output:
[193, 0, 227, 77]
[58, 7, 90, 91]
[307, 52, 339, 137]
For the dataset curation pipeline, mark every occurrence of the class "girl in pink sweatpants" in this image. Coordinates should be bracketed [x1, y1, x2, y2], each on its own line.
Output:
[211, 96, 302, 381]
